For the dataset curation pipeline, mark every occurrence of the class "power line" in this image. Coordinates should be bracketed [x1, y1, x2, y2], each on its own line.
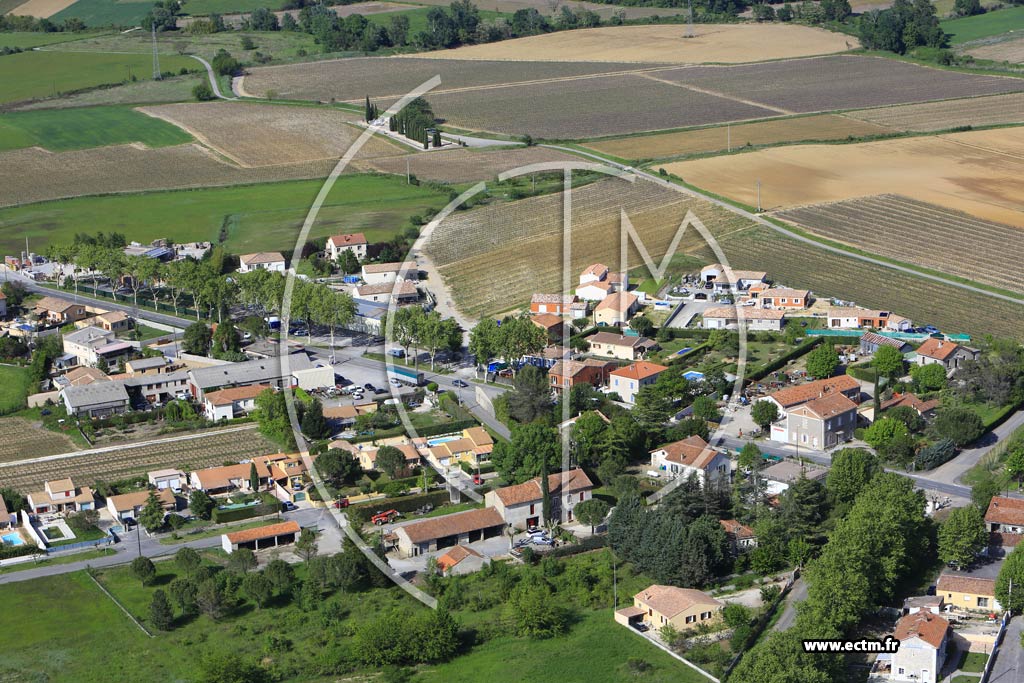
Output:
[152, 25, 161, 80]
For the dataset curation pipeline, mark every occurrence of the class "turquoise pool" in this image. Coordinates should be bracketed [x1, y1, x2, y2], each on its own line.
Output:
[426, 435, 461, 447]
[1, 531, 25, 546]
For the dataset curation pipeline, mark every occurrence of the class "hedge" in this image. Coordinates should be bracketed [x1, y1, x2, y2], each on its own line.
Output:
[547, 533, 608, 558]
[915, 438, 958, 470]
[746, 338, 822, 382]
[348, 489, 462, 523]
[0, 544, 43, 561]
[417, 419, 477, 438]
[212, 500, 278, 523]
[847, 361, 878, 383]
[459, 461, 495, 475]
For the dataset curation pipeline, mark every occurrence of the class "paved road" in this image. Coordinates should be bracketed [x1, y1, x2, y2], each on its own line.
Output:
[190, 55, 236, 100]
[928, 410, 1024, 486]
[667, 299, 713, 329]
[987, 616, 1023, 683]
[772, 577, 807, 632]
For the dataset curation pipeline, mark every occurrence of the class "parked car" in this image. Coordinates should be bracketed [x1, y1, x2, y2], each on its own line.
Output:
[924, 325, 940, 334]
[281, 501, 298, 512]
[531, 536, 555, 547]
[374, 387, 387, 395]
[371, 509, 401, 525]
[633, 622, 649, 633]
[472, 474, 482, 485]
[364, 383, 375, 391]
[333, 498, 350, 509]
[452, 379, 469, 388]
[390, 378, 403, 387]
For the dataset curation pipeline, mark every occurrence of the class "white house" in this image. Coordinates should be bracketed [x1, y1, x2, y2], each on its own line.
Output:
[891, 611, 949, 683]
[700, 264, 766, 291]
[353, 280, 419, 304]
[148, 468, 186, 491]
[650, 435, 730, 484]
[60, 382, 130, 418]
[913, 338, 979, 374]
[484, 468, 594, 528]
[202, 383, 272, 421]
[62, 326, 122, 367]
[237, 252, 286, 274]
[106, 488, 176, 522]
[326, 232, 368, 261]
[609, 361, 668, 404]
[702, 306, 786, 331]
[361, 262, 418, 285]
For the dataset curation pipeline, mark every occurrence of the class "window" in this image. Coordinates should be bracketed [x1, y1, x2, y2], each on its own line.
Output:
[579, 492, 584, 502]
[897, 668, 905, 675]
[978, 597, 989, 607]
[529, 504, 535, 515]
[685, 615, 696, 624]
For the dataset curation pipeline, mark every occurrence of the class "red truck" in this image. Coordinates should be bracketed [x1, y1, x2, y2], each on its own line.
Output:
[332, 498, 350, 509]
[371, 509, 400, 525]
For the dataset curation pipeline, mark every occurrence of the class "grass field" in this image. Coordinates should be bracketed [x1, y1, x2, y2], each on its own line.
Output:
[0, 365, 32, 416]
[660, 127, 1024, 228]
[415, 23, 855, 63]
[0, 173, 453, 256]
[0, 415, 77, 462]
[398, 0, 683, 18]
[51, 0, 158, 26]
[179, 0, 282, 14]
[941, 6, 1024, 44]
[0, 30, 99, 48]
[10, 72, 204, 110]
[582, 114, 890, 161]
[845, 92, 1024, 130]
[6, 0, 76, 18]
[0, 106, 192, 152]
[0, 50, 198, 105]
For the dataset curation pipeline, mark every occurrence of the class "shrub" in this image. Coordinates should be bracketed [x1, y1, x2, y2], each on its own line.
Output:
[915, 438, 958, 470]
[192, 82, 215, 101]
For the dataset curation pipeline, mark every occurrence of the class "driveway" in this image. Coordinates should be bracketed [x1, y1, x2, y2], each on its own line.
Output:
[926, 410, 1024, 486]
[772, 577, 807, 632]
[667, 299, 713, 329]
[987, 615, 1022, 683]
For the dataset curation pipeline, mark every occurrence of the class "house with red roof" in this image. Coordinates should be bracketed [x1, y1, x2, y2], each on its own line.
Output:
[326, 232, 368, 261]
[914, 337, 978, 375]
[609, 360, 668, 404]
[890, 611, 949, 683]
[484, 468, 594, 528]
[780, 392, 858, 449]
[649, 435, 730, 484]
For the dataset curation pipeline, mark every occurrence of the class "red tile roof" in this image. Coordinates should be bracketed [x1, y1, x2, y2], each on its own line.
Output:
[719, 519, 755, 539]
[936, 573, 996, 597]
[226, 520, 300, 544]
[766, 375, 860, 409]
[652, 435, 721, 470]
[611, 361, 668, 382]
[916, 337, 961, 361]
[204, 384, 272, 406]
[436, 544, 483, 571]
[329, 232, 367, 246]
[492, 468, 594, 507]
[789, 392, 858, 419]
[985, 496, 1024, 527]
[595, 291, 638, 312]
[397, 507, 504, 544]
[893, 611, 948, 648]
[635, 585, 722, 618]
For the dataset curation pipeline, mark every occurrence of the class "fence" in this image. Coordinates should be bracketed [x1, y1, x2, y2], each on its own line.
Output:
[979, 612, 1011, 683]
[48, 535, 115, 554]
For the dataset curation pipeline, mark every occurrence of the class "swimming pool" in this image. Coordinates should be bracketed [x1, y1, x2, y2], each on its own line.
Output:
[675, 347, 693, 356]
[218, 500, 260, 511]
[1, 531, 25, 546]
[426, 435, 461, 447]
[683, 371, 705, 382]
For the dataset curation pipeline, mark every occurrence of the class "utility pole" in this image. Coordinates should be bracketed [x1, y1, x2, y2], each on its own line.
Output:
[406, 157, 410, 184]
[686, 0, 694, 38]
[152, 25, 161, 80]
[727, 123, 731, 153]
[756, 179, 762, 212]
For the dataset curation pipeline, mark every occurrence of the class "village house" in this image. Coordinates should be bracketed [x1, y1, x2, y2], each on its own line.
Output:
[323, 402, 377, 431]
[326, 232, 368, 261]
[202, 384, 272, 421]
[126, 370, 189, 405]
[859, 331, 912, 356]
[778, 392, 858, 449]
[619, 585, 724, 631]
[237, 252, 286, 274]
[719, 519, 757, 554]
[985, 496, 1024, 535]
[53, 366, 109, 390]
[594, 291, 639, 326]
[827, 306, 912, 331]
[106, 488, 176, 523]
[913, 337, 979, 375]
[76, 310, 132, 333]
[436, 544, 490, 576]
[189, 461, 272, 496]
[548, 358, 615, 392]
[26, 478, 96, 515]
[700, 264, 767, 292]
[702, 306, 787, 331]
[586, 331, 658, 361]
[423, 426, 494, 469]
[484, 468, 594, 528]
[608, 360, 669, 404]
[575, 263, 626, 302]
[124, 356, 171, 376]
[256, 453, 314, 503]
[187, 354, 329, 400]
[530, 293, 577, 316]
[530, 313, 565, 339]
[60, 381, 130, 418]
[34, 296, 88, 325]
[393, 507, 505, 558]
[354, 442, 420, 474]
[879, 392, 939, 419]
[747, 285, 811, 309]
[936, 572, 1001, 613]
[63, 326, 132, 367]
[760, 374, 862, 412]
[361, 261, 418, 285]
[649, 435, 730, 484]
[890, 611, 949, 683]
[148, 468, 186, 491]
[353, 280, 419, 305]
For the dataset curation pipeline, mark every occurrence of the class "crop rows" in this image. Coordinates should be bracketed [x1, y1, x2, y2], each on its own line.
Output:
[354, 146, 580, 183]
[0, 418, 76, 464]
[0, 428, 278, 493]
[702, 226, 1024, 341]
[845, 92, 1024, 131]
[777, 194, 1024, 294]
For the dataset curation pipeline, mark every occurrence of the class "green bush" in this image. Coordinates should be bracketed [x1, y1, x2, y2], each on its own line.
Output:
[348, 490, 453, 523]
[0, 544, 43, 560]
[915, 439, 958, 470]
[211, 499, 277, 524]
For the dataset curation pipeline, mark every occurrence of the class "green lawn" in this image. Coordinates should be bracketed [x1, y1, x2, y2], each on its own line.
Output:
[941, 6, 1024, 43]
[0, 106, 192, 152]
[0, 548, 115, 576]
[52, 0, 160, 27]
[958, 650, 988, 673]
[0, 174, 454, 257]
[0, 50, 199, 105]
[179, 0, 283, 14]
[130, 323, 175, 341]
[0, 30, 103, 49]
[0, 365, 32, 416]
[48, 524, 107, 547]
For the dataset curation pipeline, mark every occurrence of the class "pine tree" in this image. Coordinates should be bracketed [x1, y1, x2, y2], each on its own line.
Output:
[249, 462, 259, 493]
[364, 95, 371, 122]
[149, 589, 174, 631]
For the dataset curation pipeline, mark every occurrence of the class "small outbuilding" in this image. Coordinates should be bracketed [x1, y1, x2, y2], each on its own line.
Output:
[221, 520, 300, 554]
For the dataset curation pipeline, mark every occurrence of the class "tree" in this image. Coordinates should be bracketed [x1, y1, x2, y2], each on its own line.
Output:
[805, 343, 840, 379]
[254, 388, 296, 450]
[826, 448, 880, 511]
[197, 579, 226, 620]
[138, 489, 166, 532]
[315, 448, 361, 486]
[629, 315, 654, 337]
[300, 398, 330, 440]
[565, 498, 605, 535]
[131, 556, 156, 586]
[491, 422, 559, 483]
[910, 363, 947, 392]
[1005, 447, 1024, 489]
[264, 558, 295, 598]
[228, 547, 258, 574]
[211, 320, 241, 357]
[863, 417, 909, 450]
[189, 489, 216, 520]
[197, 652, 267, 683]
[738, 442, 762, 471]
[751, 400, 780, 432]
[211, 48, 240, 76]
[932, 407, 984, 447]
[296, 527, 318, 563]
[953, 0, 983, 15]
[375, 445, 407, 479]
[505, 364, 551, 424]
[730, 631, 836, 683]
[872, 345, 905, 380]
[691, 395, 720, 422]
[571, 411, 609, 467]
[149, 589, 174, 631]
[995, 544, 1024, 613]
[509, 584, 567, 638]
[169, 577, 198, 616]
[242, 572, 273, 609]
[175, 547, 202, 575]
[182, 322, 211, 355]
[938, 505, 987, 569]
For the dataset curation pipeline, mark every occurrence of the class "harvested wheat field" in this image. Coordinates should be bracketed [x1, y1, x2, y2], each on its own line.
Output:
[661, 127, 1024, 227]
[413, 24, 856, 64]
[427, 177, 754, 318]
[5, 0, 75, 17]
[964, 36, 1024, 63]
[406, 0, 680, 18]
[777, 195, 1024, 294]
[138, 102, 401, 167]
[584, 114, 890, 161]
[354, 146, 581, 183]
[846, 93, 1024, 131]
[0, 143, 335, 207]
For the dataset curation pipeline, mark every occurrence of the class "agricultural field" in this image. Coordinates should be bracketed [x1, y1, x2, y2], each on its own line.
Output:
[0, 30, 97, 48]
[941, 6, 1024, 44]
[0, 49, 199, 106]
[50, 0, 155, 25]
[353, 145, 581, 183]
[660, 127, 1024, 228]
[399, 0, 683, 18]
[6, 0, 75, 18]
[10, 73, 204, 110]
[0, 426, 278, 491]
[964, 36, 1024, 64]
[0, 105, 192, 152]
[583, 114, 890, 161]
[701, 225, 1024, 341]
[139, 101, 400, 166]
[653, 55, 1024, 114]
[845, 92, 1024, 131]
[416, 24, 856, 64]
[0, 173, 454, 256]
[777, 195, 1024, 294]
[0, 416, 78, 462]
[176, 1, 418, 27]
[427, 177, 755, 318]
[0, 366, 32, 416]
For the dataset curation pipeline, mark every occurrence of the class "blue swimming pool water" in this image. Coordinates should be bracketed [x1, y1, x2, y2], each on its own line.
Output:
[683, 371, 705, 381]
[675, 347, 693, 356]
[427, 435, 461, 447]
[1, 532, 25, 546]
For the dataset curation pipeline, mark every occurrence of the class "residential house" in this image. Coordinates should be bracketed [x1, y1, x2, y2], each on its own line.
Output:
[827, 306, 911, 331]
[914, 338, 979, 374]
[649, 435, 730, 484]
[106, 488, 176, 522]
[859, 331, 912, 356]
[189, 461, 271, 496]
[63, 326, 130, 367]
[700, 264, 766, 291]
[750, 286, 810, 309]
[702, 306, 786, 331]
[186, 353, 320, 400]
[575, 279, 614, 302]
[256, 453, 313, 503]
[53, 366, 110, 390]
[148, 468, 186, 491]
[125, 356, 171, 376]
[628, 585, 724, 631]
[936, 573, 1001, 613]
[531, 313, 565, 339]
[568, 300, 589, 320]
[424, 427, 494, 468]
[125, 370, 189, 405]
[594, 291, 639, 326]
[323, 402, 377, 431]
[521, 344, 570, 371]
[530, 293, 577, 316]
[879, 392, 939, 419]
[719, 519, 757, 554]
[587, 331, 658, 361]
[361, 262, 418, 285]
[355, 442, 420, 473]
[60, 381, 130, 418]
[779, 392, 858, 449]
[326, 232, 368, 261]
[237, 252, 286, 273]
[202, 384, 272, 421]
[26, 478, 96, 514]
[760, 375, 862, 412]
[579, 263, 609, 285]
[91, 311, 132, 333]
[760, 460, 828, 485]
[436, 544, 490, 576]
[484, 468, 594, 528]
[609, 361, 669, 404]
[34, 296, 88, 325]
[352, 299, 387, 336]
[903, 595, 944, 615]
[985, 496, 1024, 534]
[891, 611, 949, 683]
[222, 520, 300, 554]
[548, 358, 614, 392]
[353, 280, 419, 305]
[393, 507, 505, 558]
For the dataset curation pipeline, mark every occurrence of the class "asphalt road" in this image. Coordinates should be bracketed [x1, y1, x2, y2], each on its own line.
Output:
[987, 616, 1023, 683]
